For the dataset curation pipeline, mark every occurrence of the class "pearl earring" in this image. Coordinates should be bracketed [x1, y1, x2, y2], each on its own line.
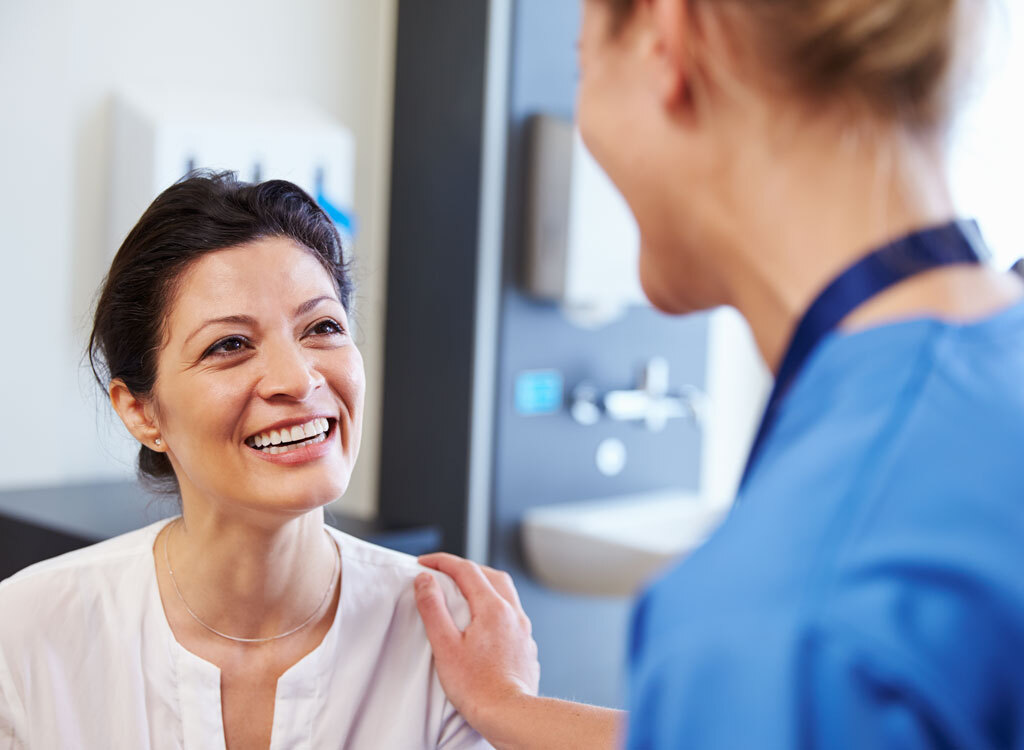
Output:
[155, 438, 162, 446]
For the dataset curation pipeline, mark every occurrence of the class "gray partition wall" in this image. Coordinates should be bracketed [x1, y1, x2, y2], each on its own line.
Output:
[378, 0, 491, 556]
[380, 0, 708, 707]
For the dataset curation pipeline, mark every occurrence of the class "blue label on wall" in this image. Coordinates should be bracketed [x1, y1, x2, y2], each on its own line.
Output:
[514, 370, 564, 416]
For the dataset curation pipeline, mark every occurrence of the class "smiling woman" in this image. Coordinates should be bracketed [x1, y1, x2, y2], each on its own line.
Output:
[89, 174, 356, 498]
[101, 229, 364, 517]
[0, 172, 489, 750]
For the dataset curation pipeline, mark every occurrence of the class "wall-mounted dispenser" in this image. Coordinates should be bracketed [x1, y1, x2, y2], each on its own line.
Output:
[523, 115, 644, 325]
[108, 90, 356, 257]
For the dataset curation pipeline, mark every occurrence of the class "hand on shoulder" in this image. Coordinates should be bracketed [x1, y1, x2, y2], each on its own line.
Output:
[413, 553, 540, 739]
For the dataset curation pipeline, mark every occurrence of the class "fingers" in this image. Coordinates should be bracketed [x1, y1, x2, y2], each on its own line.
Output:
[416, 552, 499, 618]
[418, 552, 524, 612]
[480, 566, 523, 610]
[414, 572, 461, 654]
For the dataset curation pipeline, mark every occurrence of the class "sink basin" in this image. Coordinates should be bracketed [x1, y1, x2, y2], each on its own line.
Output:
[521, 490, 730, 597]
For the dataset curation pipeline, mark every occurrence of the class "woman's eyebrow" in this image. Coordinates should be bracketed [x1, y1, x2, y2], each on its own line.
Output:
[182, 297, 339, 348]
[294, 295, 339, 317]
[183, 314, 257, 348]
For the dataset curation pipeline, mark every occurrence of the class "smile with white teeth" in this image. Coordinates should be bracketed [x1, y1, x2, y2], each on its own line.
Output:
[245, 417, 332, 455]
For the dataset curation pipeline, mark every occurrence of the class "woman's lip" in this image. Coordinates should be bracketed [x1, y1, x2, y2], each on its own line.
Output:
[246, 420, 339, 465]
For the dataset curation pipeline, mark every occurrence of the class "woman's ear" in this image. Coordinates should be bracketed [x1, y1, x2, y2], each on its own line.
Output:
[644, 0, 696, 115]
[109, 379, 164, 451]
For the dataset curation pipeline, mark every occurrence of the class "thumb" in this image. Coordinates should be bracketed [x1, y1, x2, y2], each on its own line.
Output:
[414, 572, 461, 655]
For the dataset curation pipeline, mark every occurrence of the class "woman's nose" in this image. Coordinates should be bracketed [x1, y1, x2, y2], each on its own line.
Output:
[257, 342, 325, 401]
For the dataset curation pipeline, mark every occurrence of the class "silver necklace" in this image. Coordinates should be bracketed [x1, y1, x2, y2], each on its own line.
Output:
[163, 519, 340, 644]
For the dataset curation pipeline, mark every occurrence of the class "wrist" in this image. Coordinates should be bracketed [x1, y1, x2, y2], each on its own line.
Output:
[471, 687, 537, 750]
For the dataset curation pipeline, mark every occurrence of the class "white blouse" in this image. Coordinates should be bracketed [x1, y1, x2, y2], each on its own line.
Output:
[0, 518, 490, 749]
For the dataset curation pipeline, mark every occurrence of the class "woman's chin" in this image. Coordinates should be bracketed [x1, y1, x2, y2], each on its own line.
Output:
[639, 272, 689, 315]
[639, 256, 713, 317]
[233, 475, 352, 516]
[289, 478, 351, 511]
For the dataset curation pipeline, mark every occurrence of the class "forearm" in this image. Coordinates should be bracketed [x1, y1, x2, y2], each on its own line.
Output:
[478, 693, 624, 750]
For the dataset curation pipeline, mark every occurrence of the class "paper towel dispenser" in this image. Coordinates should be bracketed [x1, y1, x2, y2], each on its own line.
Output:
[522, 115, 644, 323]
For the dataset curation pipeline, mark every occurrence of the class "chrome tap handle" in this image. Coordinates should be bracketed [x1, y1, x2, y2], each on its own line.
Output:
[570, 383, 602, 426]
[642, 356, 670, 397]
[571, 358, 706, 431]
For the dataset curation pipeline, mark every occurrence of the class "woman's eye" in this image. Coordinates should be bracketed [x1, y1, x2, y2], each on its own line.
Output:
[308, 319, 345, 337]
[203, 336, 250, 358]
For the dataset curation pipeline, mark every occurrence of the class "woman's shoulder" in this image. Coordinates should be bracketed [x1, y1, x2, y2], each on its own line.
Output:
[0, 518, 170, 637]
[1, 518, 169, 588]
[328, 527, 471, 629]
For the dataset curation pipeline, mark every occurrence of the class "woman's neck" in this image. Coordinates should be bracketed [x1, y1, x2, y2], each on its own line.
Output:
[162, 502, 338, 641]
[695, 125, 1023, 372]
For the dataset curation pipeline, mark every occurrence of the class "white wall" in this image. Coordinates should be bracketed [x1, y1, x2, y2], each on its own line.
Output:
[949, 1, 1024, 269]
[0, 0, 396, 518]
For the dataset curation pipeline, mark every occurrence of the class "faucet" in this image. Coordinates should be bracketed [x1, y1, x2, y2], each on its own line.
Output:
[570, 357, 706, 432]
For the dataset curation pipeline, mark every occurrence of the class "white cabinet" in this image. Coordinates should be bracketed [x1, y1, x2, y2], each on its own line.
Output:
[109, 91, 356, 256]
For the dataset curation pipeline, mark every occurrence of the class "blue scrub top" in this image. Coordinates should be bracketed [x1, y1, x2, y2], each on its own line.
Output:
[627, 300, 1024, 749]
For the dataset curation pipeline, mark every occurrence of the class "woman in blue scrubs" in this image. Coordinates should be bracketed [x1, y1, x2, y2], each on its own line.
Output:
[414, 0, 1024, 747]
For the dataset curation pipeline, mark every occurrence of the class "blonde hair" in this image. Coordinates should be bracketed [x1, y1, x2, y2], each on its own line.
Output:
[604, 0, 966, 131]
